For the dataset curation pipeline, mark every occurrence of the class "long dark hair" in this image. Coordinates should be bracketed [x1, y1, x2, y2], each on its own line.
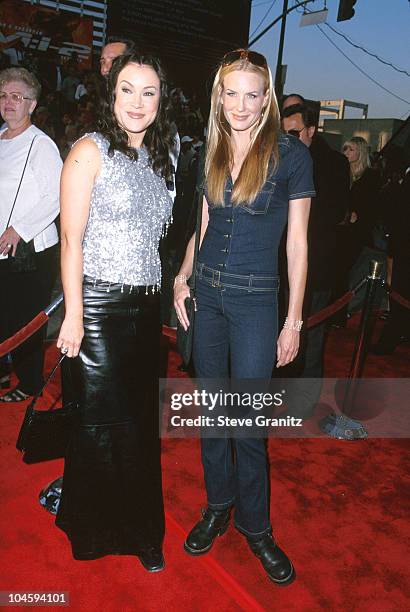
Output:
[98, 51, 173, 180]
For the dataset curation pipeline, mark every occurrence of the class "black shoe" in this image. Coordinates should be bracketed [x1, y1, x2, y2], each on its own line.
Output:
[137, 547, 165, 572]
[184, 507, 231, 555]
[247, 534, 295, 586]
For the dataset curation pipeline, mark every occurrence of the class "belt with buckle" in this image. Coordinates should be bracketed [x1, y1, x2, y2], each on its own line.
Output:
[196, 264, 279, 291]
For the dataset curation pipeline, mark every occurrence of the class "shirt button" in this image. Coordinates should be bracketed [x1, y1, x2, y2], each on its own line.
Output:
[220, 248, 228, 253]
[226, 218, 232, 223]
[224, 234, 230, 238]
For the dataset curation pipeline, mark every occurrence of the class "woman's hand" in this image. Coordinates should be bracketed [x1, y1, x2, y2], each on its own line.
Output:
[173, 277, 191, 331]
[0, 226, 21, 256]
[57, 315, 84, 358]
[276, 328, 300, 367]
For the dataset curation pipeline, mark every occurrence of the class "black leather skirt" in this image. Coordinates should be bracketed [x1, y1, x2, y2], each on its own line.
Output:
[55, 277, 164, 560]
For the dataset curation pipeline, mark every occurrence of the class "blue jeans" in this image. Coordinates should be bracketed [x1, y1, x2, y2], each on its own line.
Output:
[193, 272, 278, 539]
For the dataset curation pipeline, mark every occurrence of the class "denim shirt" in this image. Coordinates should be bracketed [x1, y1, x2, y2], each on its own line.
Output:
[198, 134, 315, 277]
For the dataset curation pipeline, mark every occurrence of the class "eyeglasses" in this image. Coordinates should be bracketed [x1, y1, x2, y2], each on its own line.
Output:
[285, 128, 305, 139]
[222, 49, 268, 68]
[0, 92, 33, 104]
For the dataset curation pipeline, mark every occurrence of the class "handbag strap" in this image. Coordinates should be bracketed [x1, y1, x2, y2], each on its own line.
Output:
[29, 354, 66, 412]
[190, 185, 204, 293]
[6, 135, 37, 229]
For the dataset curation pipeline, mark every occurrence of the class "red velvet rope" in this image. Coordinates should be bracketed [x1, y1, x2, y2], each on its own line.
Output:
[388, 288, 410, 311]
[0, 312, 48, 358]
[2, 283, 408, 360]
[306, 290, 354, 329]
[163, 326, 177, 341]
[162, 288, 355, 343]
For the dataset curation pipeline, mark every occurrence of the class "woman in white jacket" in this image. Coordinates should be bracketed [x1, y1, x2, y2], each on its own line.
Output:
[0, 67, 62, 401]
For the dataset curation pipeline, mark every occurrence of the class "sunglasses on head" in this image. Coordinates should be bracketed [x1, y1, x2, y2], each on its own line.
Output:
[222, 49, 267, 68]
[285, 127, 305, 139]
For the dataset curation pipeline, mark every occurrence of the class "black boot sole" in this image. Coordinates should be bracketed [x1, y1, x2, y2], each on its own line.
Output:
[137, 557, 165, 573]
[183, 520, 229, 556]
[266, 563, 296, 586]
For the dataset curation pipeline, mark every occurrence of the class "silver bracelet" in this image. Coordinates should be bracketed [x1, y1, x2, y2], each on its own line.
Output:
[283, 317, 303, 332]
[173, 273, 188, 287]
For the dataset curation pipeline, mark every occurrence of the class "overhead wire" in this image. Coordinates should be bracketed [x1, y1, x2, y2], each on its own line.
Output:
[290, 1, 410, 108]
[322, 23, 410, 77]
[316, 24, 410, 107]
[252, 0, 276, 7]
[250, 1, 410, 109]
[250, 0, 279, 39]
[294, 2, 410, 77]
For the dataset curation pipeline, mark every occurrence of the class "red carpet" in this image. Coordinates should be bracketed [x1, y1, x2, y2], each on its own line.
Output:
[1, 314, 409, 611]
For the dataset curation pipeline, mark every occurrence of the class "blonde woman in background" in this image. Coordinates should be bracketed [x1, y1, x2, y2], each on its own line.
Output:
[343, 136, 382, 260]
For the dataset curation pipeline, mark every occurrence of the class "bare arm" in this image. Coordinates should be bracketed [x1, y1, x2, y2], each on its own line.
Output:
[277, 197, 311, 367]
[173, 197, 209, 330]
[56, 138, 100, 357]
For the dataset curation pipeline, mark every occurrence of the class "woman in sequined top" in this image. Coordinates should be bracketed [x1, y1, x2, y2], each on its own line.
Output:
[174, 50, 314, 586]
[54, 53, 174, 571]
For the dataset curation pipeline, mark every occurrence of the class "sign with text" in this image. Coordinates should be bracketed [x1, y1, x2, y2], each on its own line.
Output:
[107, 0, 251, 95]
[0, 0, 93, 68]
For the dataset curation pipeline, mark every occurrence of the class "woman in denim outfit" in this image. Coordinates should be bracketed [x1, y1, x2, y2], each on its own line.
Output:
[174, 50, 314, 585]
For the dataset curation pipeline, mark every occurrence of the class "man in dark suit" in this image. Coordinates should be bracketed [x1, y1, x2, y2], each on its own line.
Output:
[373, 163, 410, 354]
[281, 99, 350, 415]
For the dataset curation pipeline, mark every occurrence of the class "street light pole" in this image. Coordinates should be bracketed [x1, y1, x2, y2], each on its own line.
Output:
[274, 0, 289, 102]
[249, 1, 318, 99]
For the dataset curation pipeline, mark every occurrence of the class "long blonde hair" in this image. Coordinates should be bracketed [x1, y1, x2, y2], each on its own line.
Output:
[343, 136, 371, 181]
[205, 55, 281, 206]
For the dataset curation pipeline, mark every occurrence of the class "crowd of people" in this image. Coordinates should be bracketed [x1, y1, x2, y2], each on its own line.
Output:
[1, 38, 205, 165]
[0, 36, 409, 587]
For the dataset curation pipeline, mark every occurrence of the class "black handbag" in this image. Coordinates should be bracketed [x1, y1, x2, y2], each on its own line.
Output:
[176, 186, 204, 366]
[16, 355, 78, 464]
[9, 239, 37, 273]
[6, 136, 38, 273]
[176, 293, 197, 367]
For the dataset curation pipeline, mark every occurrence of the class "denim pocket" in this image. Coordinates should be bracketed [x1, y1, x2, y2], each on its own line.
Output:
[240, 180, 276, 215]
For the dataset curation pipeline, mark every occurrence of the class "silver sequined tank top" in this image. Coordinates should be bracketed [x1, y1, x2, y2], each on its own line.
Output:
[81, 133, 172, 288]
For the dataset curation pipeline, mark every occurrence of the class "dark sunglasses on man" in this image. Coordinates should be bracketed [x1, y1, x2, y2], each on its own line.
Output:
[285, 127, 305, 139]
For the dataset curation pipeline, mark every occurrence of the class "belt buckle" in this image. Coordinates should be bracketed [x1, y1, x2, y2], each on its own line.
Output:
[212, 270, 221, 287]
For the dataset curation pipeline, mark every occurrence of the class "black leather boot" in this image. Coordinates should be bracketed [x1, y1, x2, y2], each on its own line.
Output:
[247, 534, 295, 585]
[184, 507, 231, 555]
[137, 547, 165, 572]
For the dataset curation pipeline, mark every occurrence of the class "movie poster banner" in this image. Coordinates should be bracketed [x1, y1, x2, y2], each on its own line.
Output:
[0, 0, 93, 68]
